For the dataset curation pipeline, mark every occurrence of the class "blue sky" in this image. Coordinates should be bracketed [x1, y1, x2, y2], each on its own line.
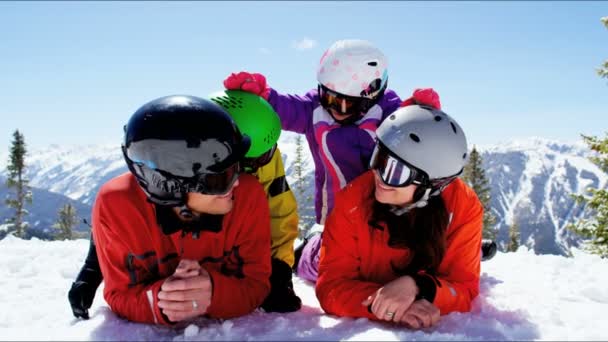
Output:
[1, 1, 607, 149]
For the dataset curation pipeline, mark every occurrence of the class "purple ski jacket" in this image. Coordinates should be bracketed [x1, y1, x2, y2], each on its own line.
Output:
[267, 88, 402, 224]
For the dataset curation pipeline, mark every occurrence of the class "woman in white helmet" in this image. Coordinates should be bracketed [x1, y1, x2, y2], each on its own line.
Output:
[315, 105, 483, 329]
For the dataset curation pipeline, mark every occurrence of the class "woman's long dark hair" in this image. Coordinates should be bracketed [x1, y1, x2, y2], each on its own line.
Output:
[369, 186, 449, 275]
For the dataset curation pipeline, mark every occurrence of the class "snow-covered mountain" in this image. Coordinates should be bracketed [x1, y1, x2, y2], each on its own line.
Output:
[0, 179, 92, 239]
[478, 138, 607, 255]
[0, 143, 127, 206]
[1, 135, 606, 255]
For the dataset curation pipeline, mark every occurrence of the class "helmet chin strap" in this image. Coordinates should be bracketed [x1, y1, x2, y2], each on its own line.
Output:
[177, 205, 194, 219]
[156, 204, 224, 239]
[389, 187, 432, 216]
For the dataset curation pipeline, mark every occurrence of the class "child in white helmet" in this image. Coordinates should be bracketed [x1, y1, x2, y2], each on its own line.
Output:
[224, 39, 441, 226]
[224, 39, 442, 282]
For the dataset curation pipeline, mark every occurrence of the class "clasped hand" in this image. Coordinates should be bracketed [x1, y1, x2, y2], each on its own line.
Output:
[157, 259, 213, 323]
[361, 275, 440, 329]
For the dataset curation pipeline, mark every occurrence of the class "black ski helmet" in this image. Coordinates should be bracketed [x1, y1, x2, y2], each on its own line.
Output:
[122, 95, 251, 206]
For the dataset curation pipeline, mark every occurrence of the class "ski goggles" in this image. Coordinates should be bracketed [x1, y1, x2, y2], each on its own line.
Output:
[369, 143, 425, 188]
[318, 84, 377, 116]
[133, 161, 241, 206]
[183, 162, 240, 195]
[243, 144, 277, 172]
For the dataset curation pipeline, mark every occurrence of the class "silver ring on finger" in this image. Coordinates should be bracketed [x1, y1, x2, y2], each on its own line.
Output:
[192, 300, 199, 311]
[385, 311, 395, 318]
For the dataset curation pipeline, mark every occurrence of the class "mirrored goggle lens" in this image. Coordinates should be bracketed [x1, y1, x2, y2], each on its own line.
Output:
[135, 166, 186, 205]
[370, 145, 414, 187]
[319, 86, 362, 115]
[188, 163, 240, 195]
[322, 92, 356, 112]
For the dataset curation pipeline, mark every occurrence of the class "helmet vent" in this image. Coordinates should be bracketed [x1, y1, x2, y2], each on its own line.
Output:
[450, 122, 458, 134]
[233, 97, 244, 109]
[434, 116, 442, 122]
[463, 153, 467, 159]
[409, 133, 421, 143]
[367, 61, 378, 66]
[215, 95, 245, 109]
[389, 114, 396, 120]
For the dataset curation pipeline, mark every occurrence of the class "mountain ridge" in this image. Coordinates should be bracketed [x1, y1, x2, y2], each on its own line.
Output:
[1, 135, 605, 255]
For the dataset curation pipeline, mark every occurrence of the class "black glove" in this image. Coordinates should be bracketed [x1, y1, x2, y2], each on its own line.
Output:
[68, 280, 99, 319]
[481, 239, 497, 261]
[69, 237, 103, 319]
[261, 258, 302, 313]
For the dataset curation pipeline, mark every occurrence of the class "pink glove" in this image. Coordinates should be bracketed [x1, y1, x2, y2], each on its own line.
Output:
[400, 88, 441, 110]
[223, 71, 270, 100]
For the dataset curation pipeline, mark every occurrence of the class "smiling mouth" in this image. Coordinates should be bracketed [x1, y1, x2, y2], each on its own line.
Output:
[330, 109, 351, 118]
[375, 177, 394, 191]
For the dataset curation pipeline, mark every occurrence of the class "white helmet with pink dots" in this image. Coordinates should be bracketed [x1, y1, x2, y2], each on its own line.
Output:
[317, 39, 388, 98]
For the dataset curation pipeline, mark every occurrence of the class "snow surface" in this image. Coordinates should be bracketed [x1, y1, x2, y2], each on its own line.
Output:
[1, 236, 607, 341]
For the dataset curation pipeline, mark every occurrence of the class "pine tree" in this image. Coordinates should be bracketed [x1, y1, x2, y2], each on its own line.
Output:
[507, 221, 521, 252]
[292, 135, 315, 237]
[4, 130, 32, 238]
[568, 133, 608, 257]
[53, 203, 78, 240]
[598, 17, 608, 79]
[293, 135, 306, 197]
[462, 146, 497, 240]
[567, 18, 608, 256]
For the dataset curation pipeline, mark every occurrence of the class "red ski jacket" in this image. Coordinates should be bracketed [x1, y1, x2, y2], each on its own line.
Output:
[92, 172, 271, 325]
[316, 171, 483, 320]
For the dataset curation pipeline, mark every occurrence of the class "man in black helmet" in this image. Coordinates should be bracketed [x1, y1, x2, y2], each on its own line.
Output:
[90, 95, 271, 324]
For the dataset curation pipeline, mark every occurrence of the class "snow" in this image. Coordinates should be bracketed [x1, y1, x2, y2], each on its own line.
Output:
[0, 143, 123, 205]
[1, 236, 607, 341]
[480, 137, 589, 157]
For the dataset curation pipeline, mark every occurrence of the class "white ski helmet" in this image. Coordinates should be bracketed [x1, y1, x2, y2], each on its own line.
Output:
[375, 105, 468, 189]
[316, 39, 388, 99]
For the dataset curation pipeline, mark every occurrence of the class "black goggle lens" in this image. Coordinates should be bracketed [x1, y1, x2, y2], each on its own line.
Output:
[319, 85, 372, 117]
[185, 162, 240, 195]
[242, 144, 277, 172]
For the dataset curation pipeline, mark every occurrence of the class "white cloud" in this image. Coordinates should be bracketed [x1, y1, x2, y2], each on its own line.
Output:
[292, 37, 317, 51]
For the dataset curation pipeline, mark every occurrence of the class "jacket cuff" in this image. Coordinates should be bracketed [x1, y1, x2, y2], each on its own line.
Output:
[203, 267, 221, 317]
[412, 273, 438, 303]
[148, 279, 173, 325]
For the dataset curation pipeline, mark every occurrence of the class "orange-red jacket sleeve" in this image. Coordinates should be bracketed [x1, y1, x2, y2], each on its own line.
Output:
[425, 179, 483, 314]
[315, 196, 380, 320]
[92, 186, 170, 325]
[204, 177, 272, 318]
